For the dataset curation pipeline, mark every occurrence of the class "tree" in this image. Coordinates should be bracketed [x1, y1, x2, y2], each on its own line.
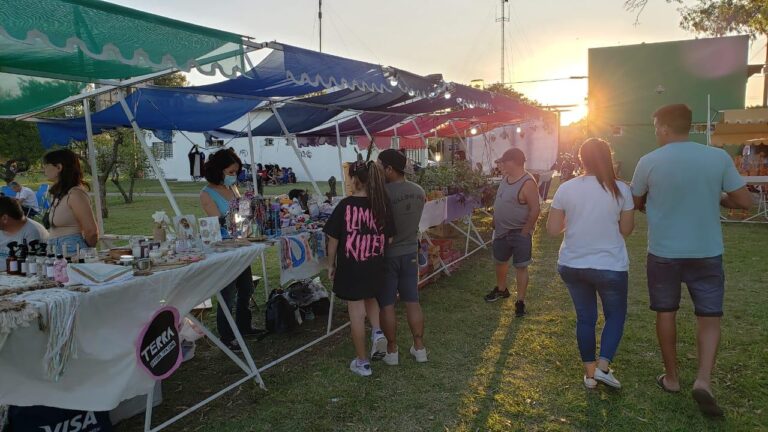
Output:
[110, 131, 151, 204]
[0, 120, 44, 164]
[151, 72, 189, 88]
[484, 83, 541, 107]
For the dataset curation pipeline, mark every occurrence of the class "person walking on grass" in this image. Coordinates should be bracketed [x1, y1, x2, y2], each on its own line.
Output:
[324, 160, 395, 376]
[485, 148, 540, 318]
[376, 149, 428, 366]
[632, 104, 752, 417]
[547, 138, 634, 390]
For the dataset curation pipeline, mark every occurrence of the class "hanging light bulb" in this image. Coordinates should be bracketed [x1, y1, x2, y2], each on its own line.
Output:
[516, 126, 522, 134]
[470, 127, 478, 135]
[435, 152, 442, 162]
[468, 103, 475, 109]
[408, 89, 416, 97]
[456, 97, 463, 104]
[428, 91, 437, 98]
[443, 91, 452, 100]
[388, 76, 398, 87]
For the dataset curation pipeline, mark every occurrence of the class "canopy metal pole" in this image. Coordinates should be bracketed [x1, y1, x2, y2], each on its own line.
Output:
[117, 91, 182, 216]
[82, 98, 105, 235]
[706, 94, 711, 146]
[270, 107, 323, 197]
[246, 111, 260, 193]
[411, 119, 429, 153]
[334, 121, 346, 196]
[393, 126, 399, 150]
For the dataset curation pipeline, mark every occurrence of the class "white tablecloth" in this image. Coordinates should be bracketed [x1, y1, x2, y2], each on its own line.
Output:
[419, 198, 448, 232]
[0, 244, 265, 411]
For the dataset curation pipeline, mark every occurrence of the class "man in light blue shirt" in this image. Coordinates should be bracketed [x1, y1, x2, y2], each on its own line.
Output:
[631, 104, 752, 417]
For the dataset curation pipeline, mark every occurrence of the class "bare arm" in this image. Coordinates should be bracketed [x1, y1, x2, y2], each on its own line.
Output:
[720, 186, 752, 210]
[326, 235, 339, 280]
[69, 189, 99, 247]
[619, 209, 634, 237]
[633, 194, 647, 213]
[546, 207, 565, 236]
[200, 191, 222, 217]
[520, 181, 541, 236]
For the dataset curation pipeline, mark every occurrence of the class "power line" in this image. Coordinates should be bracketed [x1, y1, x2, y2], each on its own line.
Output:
[503, 76, 588, 85]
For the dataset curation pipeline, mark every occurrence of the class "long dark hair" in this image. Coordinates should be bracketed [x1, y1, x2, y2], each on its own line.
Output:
[203, 148, 242, 185]
[579, 138, 620, 201]
[349, 160, 390, 230]
[43, 149, 88, 198]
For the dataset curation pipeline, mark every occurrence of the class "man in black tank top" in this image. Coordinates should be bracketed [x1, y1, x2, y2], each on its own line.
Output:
[485, 149, 540, 317]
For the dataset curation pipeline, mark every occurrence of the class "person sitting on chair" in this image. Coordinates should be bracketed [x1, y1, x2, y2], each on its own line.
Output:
[10, 181, 40, 218]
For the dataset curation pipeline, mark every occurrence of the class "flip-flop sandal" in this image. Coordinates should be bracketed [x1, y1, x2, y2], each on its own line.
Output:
[692, 388, 724, 417]
[656, 374, 680, 393]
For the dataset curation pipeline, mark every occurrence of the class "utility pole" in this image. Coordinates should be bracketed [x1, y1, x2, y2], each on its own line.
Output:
[496, 0, 510, 83]
[318, 0, 323, 52]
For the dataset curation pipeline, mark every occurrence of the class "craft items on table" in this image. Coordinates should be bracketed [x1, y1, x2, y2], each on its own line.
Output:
[198, 217, 223, 247]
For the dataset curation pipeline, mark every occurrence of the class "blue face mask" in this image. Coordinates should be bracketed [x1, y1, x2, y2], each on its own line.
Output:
[224, 175, 237, 186]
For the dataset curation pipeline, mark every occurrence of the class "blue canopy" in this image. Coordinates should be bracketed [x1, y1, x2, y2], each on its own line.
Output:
[37, 87, 259, 147]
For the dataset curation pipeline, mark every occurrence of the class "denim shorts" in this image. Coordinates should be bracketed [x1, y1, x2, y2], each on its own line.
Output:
[48, 234, 88, 257]
[492, 230, 532, 268]
[647, 253, 725, 317]
[378, 253, 419, 307]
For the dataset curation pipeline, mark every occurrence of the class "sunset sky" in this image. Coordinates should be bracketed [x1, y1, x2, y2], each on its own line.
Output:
[111, 0, 766, 124]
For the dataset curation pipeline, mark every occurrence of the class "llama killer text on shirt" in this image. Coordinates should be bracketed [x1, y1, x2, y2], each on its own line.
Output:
[344, 205, 385, 262]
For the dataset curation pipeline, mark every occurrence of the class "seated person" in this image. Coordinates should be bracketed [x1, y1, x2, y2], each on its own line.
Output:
[280, 169, 290, 184]
[287, 167, 297, 183]
[0, 196, 48, 262]
[10, 181, 39, 217]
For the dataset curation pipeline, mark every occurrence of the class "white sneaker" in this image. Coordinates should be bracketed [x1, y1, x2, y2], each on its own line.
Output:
[594, 368, 621, 389]
[349, 359, 372, 377]
[383, 350, 399, 366]
[409, 346, 428, 363]
[371, 333, 387, 360]
[583, 375, 598, 389]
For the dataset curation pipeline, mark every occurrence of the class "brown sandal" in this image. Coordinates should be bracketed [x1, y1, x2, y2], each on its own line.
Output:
[656, 374, 680, 393]
[692, 388, 724, 417]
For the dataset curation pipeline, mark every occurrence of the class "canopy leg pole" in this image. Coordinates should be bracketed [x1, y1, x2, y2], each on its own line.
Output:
[449, 120, 468, 162]
[270, 107, 323, 198]
[117, 91, 182, 216]
[246, 111, 259, 194]
[82, 97, 105, 236]
[334, 121, 346, 197]
[411, 120, 429, 158]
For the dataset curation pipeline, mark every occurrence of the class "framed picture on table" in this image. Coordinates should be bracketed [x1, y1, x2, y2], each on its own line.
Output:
[173, 215, 199, 241]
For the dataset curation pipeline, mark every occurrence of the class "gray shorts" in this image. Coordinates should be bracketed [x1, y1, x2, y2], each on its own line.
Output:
[378, 253, 419, 307]
[492, 230, 533, 268]
[647, 253, 725, 317]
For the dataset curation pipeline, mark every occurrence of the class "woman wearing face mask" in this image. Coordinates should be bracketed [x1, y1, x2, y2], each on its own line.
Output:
[200, 148, 260, 352]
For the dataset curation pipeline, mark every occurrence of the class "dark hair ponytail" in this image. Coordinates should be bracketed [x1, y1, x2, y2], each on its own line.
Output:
[349, 160, 390, 230]
[579, 138, 620, 201]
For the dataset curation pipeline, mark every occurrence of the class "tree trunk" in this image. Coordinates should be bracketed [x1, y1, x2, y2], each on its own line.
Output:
[763, 40, 767, 107]
[128, 176, 136, 202]
[98, 174, 109, 218]
[111, 178, 131, 203]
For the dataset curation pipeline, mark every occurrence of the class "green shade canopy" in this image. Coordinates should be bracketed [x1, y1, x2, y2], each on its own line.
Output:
[0, 0, 247, 116]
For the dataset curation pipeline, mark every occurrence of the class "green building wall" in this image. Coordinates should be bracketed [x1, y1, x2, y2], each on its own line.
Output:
[587, 35, 749, 179]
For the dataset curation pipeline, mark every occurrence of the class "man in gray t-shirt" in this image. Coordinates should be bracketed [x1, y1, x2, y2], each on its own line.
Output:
[375, 150, 428, 365]
[0, 196, 49, 264]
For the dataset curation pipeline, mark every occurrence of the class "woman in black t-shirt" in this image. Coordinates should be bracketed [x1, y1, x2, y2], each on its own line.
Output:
[323, 160, 394, 377]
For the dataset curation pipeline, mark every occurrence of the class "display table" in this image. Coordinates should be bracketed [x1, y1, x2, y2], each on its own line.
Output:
[0, 244, 265, 416]
[722, 176, 768, 223]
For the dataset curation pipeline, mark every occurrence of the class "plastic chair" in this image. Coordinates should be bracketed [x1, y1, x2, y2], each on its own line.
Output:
[36, 184, 50, 210]
[1, 185, 14, 197]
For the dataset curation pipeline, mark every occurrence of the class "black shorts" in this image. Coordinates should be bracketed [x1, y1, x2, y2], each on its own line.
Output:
[378, 253, 420, 307]
[492, 230, 532, 268]
[646, 253, 725, 317]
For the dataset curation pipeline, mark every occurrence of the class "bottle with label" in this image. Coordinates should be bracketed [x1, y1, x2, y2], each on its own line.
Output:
[45, 245, 56, 281]
[19, 239, 28, 276]
[27, 240, 39, 277]
[54, 250, 69, 283]
[6, 241, 19, 275]
[36, 243, 47, 276]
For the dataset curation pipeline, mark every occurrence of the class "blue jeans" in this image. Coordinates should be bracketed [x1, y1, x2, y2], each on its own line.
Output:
[558, 265, 628, 363]
[48, 234, 88, 256]
[217, 266, 255, 343]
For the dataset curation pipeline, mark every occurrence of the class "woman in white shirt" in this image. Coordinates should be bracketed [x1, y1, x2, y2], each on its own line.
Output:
[546, 138, 634, 390]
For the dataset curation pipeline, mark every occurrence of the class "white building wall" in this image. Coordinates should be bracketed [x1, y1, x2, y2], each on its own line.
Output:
[149, 133, 364, 183]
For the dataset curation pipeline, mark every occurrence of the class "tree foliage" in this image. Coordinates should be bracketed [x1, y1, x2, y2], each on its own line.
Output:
[0, 119, 43, 163]
[151, 72, 189, 88]
[625, 0, 768, 36]
[484, 83, 541, 107]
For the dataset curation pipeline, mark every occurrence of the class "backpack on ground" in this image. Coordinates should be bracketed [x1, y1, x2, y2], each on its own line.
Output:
[265, 289, 299, 334]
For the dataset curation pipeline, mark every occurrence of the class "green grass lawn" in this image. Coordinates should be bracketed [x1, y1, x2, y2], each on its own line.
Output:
[108, 201, 768, 431]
